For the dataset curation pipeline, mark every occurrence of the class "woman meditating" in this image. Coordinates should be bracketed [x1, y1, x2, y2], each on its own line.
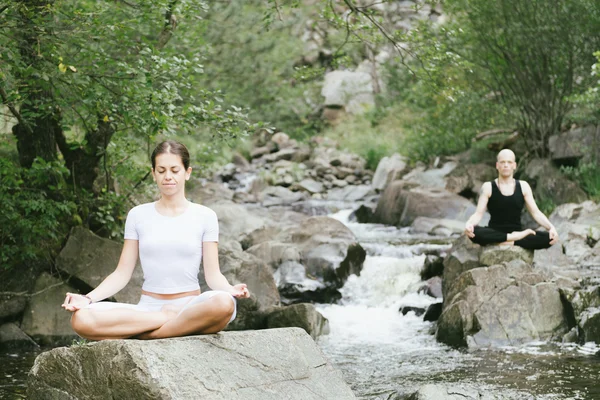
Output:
[464, 149, 559, 249]
[61, 140, 250, 340]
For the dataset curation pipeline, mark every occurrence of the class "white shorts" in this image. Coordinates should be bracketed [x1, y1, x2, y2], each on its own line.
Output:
[86, 291, 236, 323]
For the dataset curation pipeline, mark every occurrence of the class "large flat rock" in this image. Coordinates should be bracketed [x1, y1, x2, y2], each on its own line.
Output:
[28, 328, 355, 400]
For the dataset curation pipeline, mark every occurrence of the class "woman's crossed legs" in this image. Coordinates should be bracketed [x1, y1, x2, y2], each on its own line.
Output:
[71, 291, 236, 340]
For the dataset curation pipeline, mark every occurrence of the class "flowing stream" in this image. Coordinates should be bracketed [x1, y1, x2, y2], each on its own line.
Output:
[316, 209, 600, 399]
[3, 203, 600, 399]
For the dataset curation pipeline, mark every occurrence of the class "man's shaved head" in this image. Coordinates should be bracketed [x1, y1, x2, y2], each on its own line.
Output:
[497, 149, 516, 162]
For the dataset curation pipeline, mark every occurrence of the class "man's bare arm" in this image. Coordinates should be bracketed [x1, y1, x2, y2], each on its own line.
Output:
[465, 182, 492, 238]
[521, 181, 559, 244]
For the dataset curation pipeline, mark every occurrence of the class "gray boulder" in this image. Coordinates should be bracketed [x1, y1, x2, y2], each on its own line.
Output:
[411, 217, 464, 237]
[523, 159, 587, 206]
[211, 202, 271, 239]
[579, 308, 600, 343]
[27, 328, 355, 400]
[327, 184, 373, 202]
[371, 153, 408, 192]
[374, 184, 479, 226]
[0, 295, 27, 322]
[245, 241, 301, 266]
[266, 303, 329, 339]
[402, 161, 458, 190]
[437, 259, 568, 348]
[445, 163, 496, 198]
[479, 245, 534, 267]
[21, 273, 79, 346]
[549, 125, 600, 163]
[56, 227, 143, 304]
[0, 323, 39, 350]
[321, 70, 374, 114]
[441, 236, 481, 299]
[187, 181, 234, 205]
[259, 186, 307, 207]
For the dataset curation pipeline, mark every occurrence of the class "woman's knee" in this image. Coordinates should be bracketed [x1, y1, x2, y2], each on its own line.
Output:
[209, 293, 235, 320]
[70, 309, 97, 337]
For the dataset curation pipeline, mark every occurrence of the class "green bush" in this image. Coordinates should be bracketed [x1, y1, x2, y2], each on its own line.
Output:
[561, 162, 600, 200]
[0, 158, 76, 270]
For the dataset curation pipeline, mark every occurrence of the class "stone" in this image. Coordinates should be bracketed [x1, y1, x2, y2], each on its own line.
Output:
[442, 236, 481, 299]
[250, 146, 271, 159]
[263, 148, 298, 163]
[424, 302, 443, 322]
[406, 384, 496, 400]
[0, 295, 27, 322]
[260, 186, 307, 207]
[402, 161, 458, 190]
[371, 153, 408, 192]
[445, 163, 496, 198]
[479, 245, 534, 267]
[231, 152, 251, 170]
[0, 323, 39, 350]
[579, 308, 600, 343]
[27, 328, 356, 400]
[56, 227, 143, 303]
[418, 277, 443, 298]
[437, 260, 567, 348]
[290, 217, 366, 289]
[327, 185, 373, 202]
[321, 70, 374, 114]
[266, 304, 330, 339]
[420, 255, 444, 280]
[399, 306, 426, 316]
[523, 159, 587, 206]
[350, 204, 375, 224]
[549, 125, 600, 163]
[297, 178, 324, 194]
[411, 217, 464, 237]
[374, 184, 482, 227]
[187, 181, 234, 205]
[21, 273, 79, 346]
[271, 132, 290, 147]
[245, 241, 301, 267]
[211, 202, 270, 239]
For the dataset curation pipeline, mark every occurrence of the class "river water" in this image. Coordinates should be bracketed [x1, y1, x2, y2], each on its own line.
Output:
[3, 204, 600, 399]
[317, 209, 600, 399]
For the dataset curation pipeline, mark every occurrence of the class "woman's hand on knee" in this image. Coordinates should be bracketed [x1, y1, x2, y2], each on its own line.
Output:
[464, 224, 475, 238]
[62, 292, 92, 312]
[229, 283, 250, 299]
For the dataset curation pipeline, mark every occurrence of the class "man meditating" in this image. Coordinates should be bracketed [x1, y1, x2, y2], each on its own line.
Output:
[464, 149, 559, 249]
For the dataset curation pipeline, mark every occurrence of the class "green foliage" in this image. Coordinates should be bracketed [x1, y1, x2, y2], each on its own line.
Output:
[0, 158, 76, 270]
[434, 0, 600, 156]
[561, 162, 600, 200]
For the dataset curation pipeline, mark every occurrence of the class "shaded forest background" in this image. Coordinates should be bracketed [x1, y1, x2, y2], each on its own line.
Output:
[1, 0, 599, 276]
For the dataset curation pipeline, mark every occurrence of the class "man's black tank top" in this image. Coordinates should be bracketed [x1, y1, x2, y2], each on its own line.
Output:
[487, 179, 524, 233]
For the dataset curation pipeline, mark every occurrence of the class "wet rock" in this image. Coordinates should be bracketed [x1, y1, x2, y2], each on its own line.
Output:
[372, 153, 408, 192]
[399, 306, 426, 316]
[418, 277, 442, 298]
[442, 236, 481, 299]
[327, 184, 373, 202]
[266, 303, 330, 339]
[27, 328, 356, 400]
[56, 227, 143, 304]
[437, 260, 567, 348]
[350, 204, 375, 224]
[579, 308, 600, 343]
[420, 255, 444, 280]
[21, 273, 79, 346]
[273, 261, 337, 304]
[406, 384, 496, 400]
[424, 302, 443, 322]
[0, 323, 39, 350]
[290, 217, 366, 289]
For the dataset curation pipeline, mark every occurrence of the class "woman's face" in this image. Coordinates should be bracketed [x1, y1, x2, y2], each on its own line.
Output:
[152, 152, 191, 197]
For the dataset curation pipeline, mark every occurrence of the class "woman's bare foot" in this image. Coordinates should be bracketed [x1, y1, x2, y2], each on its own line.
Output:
[507, 229, 536, 242]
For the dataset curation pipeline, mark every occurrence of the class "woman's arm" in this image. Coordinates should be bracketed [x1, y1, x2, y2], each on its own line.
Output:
[203, 242, 249, 298]
[62, 239, 139, 311]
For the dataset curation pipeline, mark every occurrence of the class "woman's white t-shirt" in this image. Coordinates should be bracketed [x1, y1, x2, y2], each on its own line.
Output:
[124, 202, 219, 294]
